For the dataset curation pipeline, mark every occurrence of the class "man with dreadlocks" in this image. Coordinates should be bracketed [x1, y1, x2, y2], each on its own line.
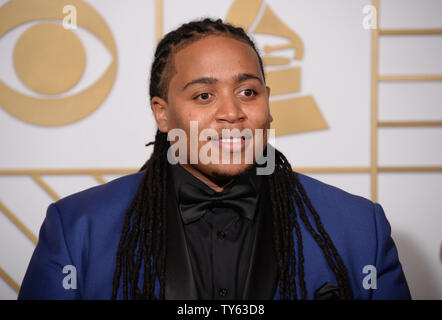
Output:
[19, 18, 410, 300]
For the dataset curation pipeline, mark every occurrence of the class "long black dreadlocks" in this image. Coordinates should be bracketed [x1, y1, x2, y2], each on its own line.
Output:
[111, 18, 352, 300]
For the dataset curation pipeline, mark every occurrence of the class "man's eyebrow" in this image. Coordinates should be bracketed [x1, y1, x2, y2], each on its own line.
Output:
[182, 73, 263, 91]
[234, 73, 263, 84]
[183, 77, 217, 90]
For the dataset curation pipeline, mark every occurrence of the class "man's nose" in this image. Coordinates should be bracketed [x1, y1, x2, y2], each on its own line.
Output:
[215, 93, 246, 123]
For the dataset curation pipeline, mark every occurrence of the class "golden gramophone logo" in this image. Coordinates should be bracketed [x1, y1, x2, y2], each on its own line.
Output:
[226, 0, 328, 136]
[0, 0, 117, 126]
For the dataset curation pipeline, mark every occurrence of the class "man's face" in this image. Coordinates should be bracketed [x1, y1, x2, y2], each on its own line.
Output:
[153, 35, 272, 185]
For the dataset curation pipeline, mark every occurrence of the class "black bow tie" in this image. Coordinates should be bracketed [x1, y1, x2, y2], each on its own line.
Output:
[174, 166, 261, 224]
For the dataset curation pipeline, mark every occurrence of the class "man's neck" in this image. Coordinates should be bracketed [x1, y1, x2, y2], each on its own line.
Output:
[180, 164, 235, 192]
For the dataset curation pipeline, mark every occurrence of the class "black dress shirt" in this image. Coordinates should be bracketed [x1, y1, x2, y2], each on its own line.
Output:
[168, 163, 264, 299]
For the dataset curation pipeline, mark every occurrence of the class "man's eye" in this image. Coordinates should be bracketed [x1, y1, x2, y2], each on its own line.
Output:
[240, 89, 257, 97]
[195, 92, 211, 100]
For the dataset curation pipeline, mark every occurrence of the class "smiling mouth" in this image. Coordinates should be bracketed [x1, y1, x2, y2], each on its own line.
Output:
[207, 135, 251, 153]
[209, 136, 248, 143]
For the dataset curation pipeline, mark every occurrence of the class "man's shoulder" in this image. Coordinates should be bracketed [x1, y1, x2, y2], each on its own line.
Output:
[294, 172, 378, 227]
[53, 170, 145, 221]
[296, 172, 374, 210]
[294, 172, 379, 253]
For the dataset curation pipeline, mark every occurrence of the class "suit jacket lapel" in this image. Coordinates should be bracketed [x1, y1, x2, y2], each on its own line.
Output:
[242, 179, 278, 299]
[164, 172, 198, 300]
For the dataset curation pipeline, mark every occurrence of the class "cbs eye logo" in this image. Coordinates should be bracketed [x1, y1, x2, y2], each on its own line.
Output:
[0, 0, 117, 126]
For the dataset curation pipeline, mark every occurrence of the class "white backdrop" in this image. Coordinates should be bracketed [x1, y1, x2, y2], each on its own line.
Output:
[0, 0, 441, 299]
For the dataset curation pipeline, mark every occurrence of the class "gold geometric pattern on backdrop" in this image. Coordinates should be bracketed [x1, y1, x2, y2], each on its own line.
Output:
[14, 22, 86, 95]
[0, 0, 117, 126]
[226, 0, 329, 136]
[1, 0, 442, 296]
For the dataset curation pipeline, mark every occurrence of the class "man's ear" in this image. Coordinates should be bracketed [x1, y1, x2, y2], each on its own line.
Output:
[151, 96, 169, 133]
[266, 85, 271, 98]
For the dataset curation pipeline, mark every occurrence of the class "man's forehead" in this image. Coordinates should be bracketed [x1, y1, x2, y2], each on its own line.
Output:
[173, 36, 261, 70]
[165, 35, 264, 92]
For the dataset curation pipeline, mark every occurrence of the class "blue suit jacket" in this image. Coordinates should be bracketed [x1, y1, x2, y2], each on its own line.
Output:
[18, 170, 411, 300]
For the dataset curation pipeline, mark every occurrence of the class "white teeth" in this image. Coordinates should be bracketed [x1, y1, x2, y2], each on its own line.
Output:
[220, 138, 242, 143]
[210, 137, 246, 142]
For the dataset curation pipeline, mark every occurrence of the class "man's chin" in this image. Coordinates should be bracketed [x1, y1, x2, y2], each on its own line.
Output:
[185, 162, 250, 182]
[208, 163, 255, 180]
